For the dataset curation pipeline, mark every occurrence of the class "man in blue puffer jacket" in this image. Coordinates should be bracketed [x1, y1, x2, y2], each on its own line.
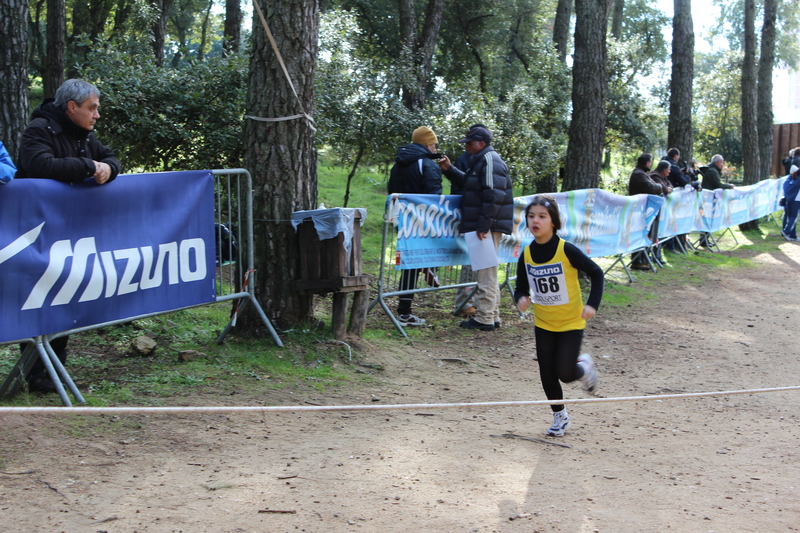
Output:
[0, 141, 16, 184]
[438, 125, 513, 331]
[782, 164, 800, 241]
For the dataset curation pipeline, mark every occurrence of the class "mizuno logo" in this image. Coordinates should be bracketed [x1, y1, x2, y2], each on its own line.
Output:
[3, 223, 208, 310]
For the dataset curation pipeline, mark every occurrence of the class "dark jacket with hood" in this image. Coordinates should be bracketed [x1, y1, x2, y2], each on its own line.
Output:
[442, 145, 513, 234]
[700, 162, 732, 190]
[628, 166, 663, 196]
[15, 98, 121, 183]
[663, 156, 689, 188]
[387, 142, 442, 195]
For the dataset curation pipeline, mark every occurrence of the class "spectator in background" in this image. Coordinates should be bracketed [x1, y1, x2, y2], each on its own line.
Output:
[649, 161, 673, 262]
[700, 154, 733, 191]
[782, 164, 800, 241]
[16, 78, 121, 392]
[387, 126, 443, 327]
[449, 123, 488, 319]
[438, 125, 513, 331]
[628, 153, 664, 270]
[0, 141, 16, 184]
[663, 148, 689, 188]
[782, 149, 795, 176]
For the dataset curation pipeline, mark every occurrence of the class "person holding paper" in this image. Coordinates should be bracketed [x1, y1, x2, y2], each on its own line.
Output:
[16, 78, 121, 392]
[438, 125, 513, 331]
[513, 195, 604, 437]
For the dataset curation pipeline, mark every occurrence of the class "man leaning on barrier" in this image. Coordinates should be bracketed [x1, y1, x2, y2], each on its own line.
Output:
[15, 78, 122, 392]
[437, 125, 513, 332]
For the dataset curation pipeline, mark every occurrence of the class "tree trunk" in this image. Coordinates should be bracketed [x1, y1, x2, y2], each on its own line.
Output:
[740, 0, 759, 186]
[667, 0, 694, 164]
[562, 0, 612, 191]
[757, 0, 777, 180]
[242, 0, 319, 328]
[0, 0, 30, 157]
[610, 0, 624, 40]
[152, 0, 174, 66]
[552, 0, 572, 64]
[44, 0, 65, 98]
[223, 0, 242, 56]
[68, 0, 115, 77]
[197, 0, 214, 62]
[399, 0, 446, 111]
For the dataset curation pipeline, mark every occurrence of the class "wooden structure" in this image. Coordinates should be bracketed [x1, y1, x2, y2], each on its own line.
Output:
[772, 123, 800, 177]
[296, 210, 370, 339]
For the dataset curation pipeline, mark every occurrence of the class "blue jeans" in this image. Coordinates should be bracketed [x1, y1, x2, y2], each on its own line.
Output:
[783, 201, 798, 239]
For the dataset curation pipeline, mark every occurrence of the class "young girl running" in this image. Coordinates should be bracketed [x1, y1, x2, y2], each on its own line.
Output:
[514, 195, 604, 437]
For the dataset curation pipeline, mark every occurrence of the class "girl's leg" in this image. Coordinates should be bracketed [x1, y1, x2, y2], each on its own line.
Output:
[534, 327, 567, 412]
[553, 329, 585, 384]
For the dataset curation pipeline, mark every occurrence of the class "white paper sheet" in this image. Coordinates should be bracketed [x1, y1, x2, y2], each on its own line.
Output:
[464, 231, 498, 271]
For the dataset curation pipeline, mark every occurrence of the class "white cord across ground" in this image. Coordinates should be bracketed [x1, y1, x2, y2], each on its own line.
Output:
[0, 385, 798, 415]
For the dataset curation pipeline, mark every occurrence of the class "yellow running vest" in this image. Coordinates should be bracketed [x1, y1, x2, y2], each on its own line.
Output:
[523, 239, 585, 332]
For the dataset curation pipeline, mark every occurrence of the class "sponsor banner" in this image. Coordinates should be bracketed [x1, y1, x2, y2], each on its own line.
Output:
[0, 171, 216, 343]
[392, 177, 783, 269]
[389, 193, 469, 269]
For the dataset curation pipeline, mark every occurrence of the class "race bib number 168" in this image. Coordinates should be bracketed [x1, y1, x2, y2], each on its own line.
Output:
[525, 262, 569, 306]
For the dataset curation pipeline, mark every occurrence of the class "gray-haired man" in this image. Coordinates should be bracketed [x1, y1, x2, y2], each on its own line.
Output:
[16, 78, 121, 392]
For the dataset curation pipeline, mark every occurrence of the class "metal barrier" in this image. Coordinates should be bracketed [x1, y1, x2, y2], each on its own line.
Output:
[368, 207, 518, 338]
[0, 169, 281, 406]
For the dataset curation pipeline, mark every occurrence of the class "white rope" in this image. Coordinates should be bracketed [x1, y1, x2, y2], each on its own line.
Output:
[1, 386, 798, 415]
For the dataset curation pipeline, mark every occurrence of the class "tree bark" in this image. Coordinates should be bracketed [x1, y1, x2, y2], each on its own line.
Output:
[43, 0, 65, 98]
[223, 0, 242, 56]
[740, 0, 759, 186]
[151, 0, 175, 66]
[399, 0, 446, 111]
[757, 0, 777, 180]
[0, 0, 30, 157]
[667, 0, 694, 164]
[562, 0, 612, 191]
[610, 0, 624, 40]
[242, 0, 319, 328]
[69, 0, 115, 77]
[552, 0, 572, 64]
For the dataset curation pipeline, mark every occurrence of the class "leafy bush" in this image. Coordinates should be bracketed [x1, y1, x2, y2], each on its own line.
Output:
[80, 43, 247, 172]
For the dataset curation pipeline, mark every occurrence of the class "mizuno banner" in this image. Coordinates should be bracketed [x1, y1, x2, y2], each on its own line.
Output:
[0, 171, 216, 343]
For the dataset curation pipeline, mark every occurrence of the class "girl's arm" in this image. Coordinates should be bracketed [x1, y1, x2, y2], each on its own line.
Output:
[563, 243, 604, 311]
[513, 252, 531, 311]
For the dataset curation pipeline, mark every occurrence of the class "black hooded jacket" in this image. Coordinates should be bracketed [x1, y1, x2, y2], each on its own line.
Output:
[387, 143, 442, 195]
[15, 99, 121, 183]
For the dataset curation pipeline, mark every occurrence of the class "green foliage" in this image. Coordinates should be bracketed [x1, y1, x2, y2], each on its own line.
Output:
[693, 50, 743, 166]
[80, 42, 247, 172]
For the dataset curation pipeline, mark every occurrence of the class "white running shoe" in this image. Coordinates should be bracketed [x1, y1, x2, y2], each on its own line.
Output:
[578, 353, 599, 395]
[547, 409, 572, 437]
[398, 314, 426, 326]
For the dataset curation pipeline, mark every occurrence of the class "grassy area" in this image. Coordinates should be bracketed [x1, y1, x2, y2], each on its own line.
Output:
[0, 154, 788, 408]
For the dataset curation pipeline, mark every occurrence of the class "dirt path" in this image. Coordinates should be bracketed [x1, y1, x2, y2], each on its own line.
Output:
[2, 241, 800, 532]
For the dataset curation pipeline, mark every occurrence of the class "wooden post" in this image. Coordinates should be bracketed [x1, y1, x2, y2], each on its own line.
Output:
[347, 290, 369, 336]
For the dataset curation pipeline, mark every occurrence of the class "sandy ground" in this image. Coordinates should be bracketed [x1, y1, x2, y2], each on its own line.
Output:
[2, 239, 800, 533]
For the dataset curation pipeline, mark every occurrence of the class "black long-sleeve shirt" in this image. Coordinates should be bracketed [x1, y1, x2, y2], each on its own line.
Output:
[513, 234, 604, 310]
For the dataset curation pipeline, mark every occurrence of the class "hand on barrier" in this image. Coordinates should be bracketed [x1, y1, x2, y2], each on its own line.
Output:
[93, 161, 112, 184]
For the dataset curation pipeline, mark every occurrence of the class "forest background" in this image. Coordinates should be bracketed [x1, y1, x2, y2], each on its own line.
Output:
[0, 0, 799, 327]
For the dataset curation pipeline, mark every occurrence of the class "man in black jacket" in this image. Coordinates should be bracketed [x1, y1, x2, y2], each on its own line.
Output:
[388, 126, 443, 327]
[16, 78, 121, 392]
[438, 125, 513, 331]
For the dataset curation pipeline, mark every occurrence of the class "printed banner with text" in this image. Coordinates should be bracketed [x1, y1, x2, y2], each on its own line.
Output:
[390, 178, 783, 270]
[0, 171, 216, 343]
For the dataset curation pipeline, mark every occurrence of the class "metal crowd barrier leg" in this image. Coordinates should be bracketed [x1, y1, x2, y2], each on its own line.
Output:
[44, 335, 86, 404]
[0, 341, 36, 398]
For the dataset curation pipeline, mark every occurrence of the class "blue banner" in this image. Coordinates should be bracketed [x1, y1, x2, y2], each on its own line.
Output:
[0, 171, 216, 343]
[391, 178, 784, 270]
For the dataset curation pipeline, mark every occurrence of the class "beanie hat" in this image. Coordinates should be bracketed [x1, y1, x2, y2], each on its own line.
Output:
[412, 126, 438, 146]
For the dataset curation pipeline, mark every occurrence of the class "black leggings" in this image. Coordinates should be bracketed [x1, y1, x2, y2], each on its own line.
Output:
[534, 327, 585, 412]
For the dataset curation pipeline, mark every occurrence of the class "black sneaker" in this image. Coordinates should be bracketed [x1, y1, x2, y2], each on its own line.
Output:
[459, 318, 495, 331]
[28, 376, 59, 393]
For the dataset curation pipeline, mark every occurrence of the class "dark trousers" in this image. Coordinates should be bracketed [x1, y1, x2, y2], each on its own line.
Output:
[397, 269, 418, 315]
[534, 327, 585, 412]
[21, 336, 69, 382]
